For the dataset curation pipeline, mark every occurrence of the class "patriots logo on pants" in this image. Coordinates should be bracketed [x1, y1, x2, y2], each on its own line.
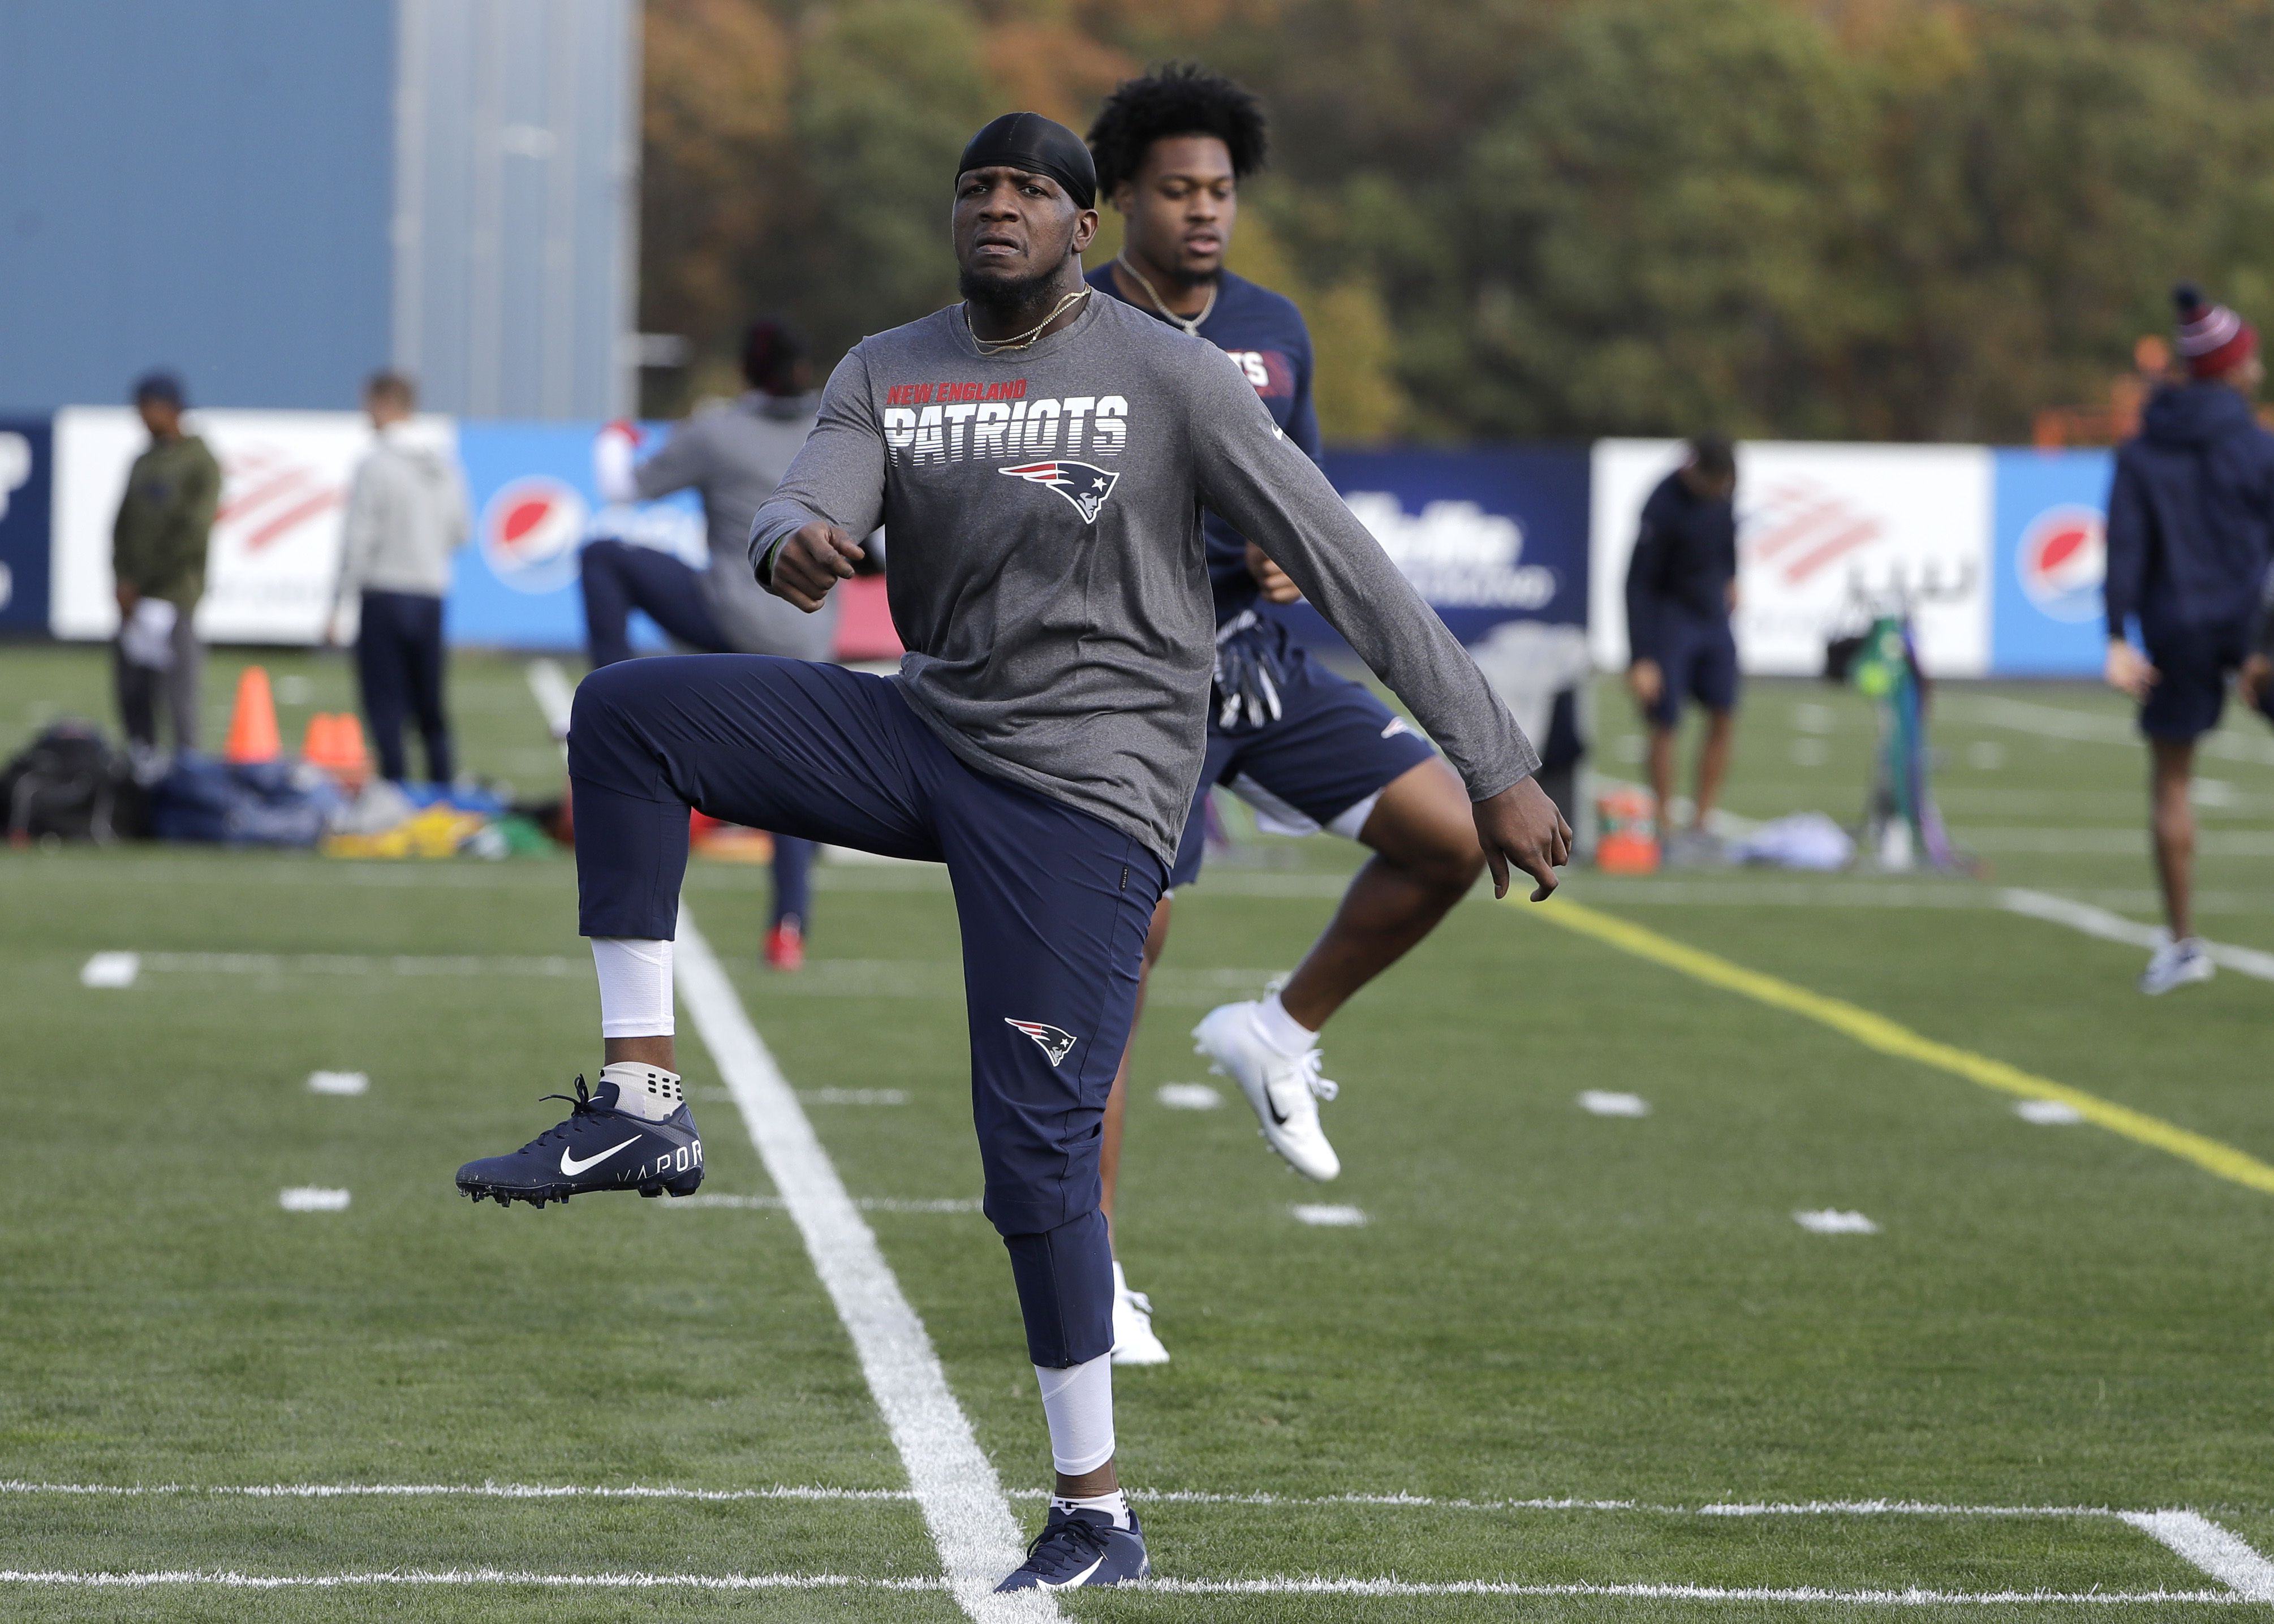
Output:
[1005, 1018, 1078, 1067]
[998, 461, 1120, 524]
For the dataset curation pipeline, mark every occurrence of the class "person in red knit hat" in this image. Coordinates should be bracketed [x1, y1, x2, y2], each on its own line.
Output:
[2103, 283, 2274, 993]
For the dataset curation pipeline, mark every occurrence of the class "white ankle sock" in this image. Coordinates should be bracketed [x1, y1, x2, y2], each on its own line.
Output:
[1033, 1351, 1115, 1476]
[1050, 1488, 1132, 1531]
[597, 1061, 684, 1122]
[592, 937, 674, 1038]
[1251, 990, 1315, 1057]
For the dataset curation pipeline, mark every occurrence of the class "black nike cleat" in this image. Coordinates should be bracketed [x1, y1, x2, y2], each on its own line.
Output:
[456, 1076, 703, 1208]
[994, 1504, 1149, 1591]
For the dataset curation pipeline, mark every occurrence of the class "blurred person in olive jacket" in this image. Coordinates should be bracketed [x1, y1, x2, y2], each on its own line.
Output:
[111, 372, 221, 760]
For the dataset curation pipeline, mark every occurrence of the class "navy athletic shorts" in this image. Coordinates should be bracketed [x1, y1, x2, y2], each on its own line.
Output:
[1643, 609, 1739, 729]
[2139, 614, 2274, 742]
[1168, 634, 1437, 890]
[568, 655, 1162, 1367]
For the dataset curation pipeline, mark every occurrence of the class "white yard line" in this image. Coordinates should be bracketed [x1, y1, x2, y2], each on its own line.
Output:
[87, 951, 584, 979]
[525, 658, 578, 744]
[666, 1194, 981, 1214]
[1141, 1579, 2240, 1603]
[2121, 1511, 2274, 1602]
[1999, 889, 2274, 983]
[1945, 695, 2274, 768]
[0, 1569, 944, 1592]
[0, 1570, 2241, 1603]
[7, 1477, 2254, 1522]
[674, 913, 1046, 1623]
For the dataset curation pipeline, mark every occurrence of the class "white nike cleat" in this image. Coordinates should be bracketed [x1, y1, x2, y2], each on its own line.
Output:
[2140, 933, 2216, 995]
[1194, 1001, 1341, 1181]
[1109, 1261, 1169, 1366]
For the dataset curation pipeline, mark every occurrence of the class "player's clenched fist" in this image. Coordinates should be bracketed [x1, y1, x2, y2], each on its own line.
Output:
[766, 522, 866, 612]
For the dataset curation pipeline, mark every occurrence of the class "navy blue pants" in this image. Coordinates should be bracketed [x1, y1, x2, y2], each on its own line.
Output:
[355, 590, 452, 784]
[568, 656, 1164, 1367]
[580, 540, 813, 932]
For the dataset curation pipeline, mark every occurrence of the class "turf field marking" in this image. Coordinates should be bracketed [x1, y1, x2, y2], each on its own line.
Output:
[524, 658, 576, 742]
[1156, 1082, 1223, 1110]
[2121, 1511, 2274, 1601]
[0, 1480, 921, 1501]
[307, 1071, 368, 1096]
[2000, 888, 2274, 983]
[277, 1188, 350, 1212]
[804, 1088, 909, 1106]
[666, 1194, 982, 1214]
[1944, 693, 2274, 767]
[116, 950, 584, 979]
[1521, 899, 2274, 1199]
[79, 951, 139, 987]
[1793, 1209, 1880, 1235]
[673, 912, 1045, 1623]
[1291, 1204, 1368, 1227]
[1578, 1089, 1651, 1117]
[0, 1570, 2241, 1603]
[2017, 1100, 2085, 1126]
[0, 1479, 2245, 1520]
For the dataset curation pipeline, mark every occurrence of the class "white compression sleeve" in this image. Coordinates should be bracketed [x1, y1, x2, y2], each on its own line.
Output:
[591, 938, 674, 1037]
[1033, 1352, 1115, 1477]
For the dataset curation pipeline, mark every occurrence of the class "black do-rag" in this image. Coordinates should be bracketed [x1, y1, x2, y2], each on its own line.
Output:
[957, 112, 1096, 210]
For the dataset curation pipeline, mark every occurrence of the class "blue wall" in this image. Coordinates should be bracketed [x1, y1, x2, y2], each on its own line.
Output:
[0, 2, 395, 413]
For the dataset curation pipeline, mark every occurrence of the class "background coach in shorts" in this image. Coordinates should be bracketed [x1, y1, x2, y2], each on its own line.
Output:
[1625, 434, 1740, 860]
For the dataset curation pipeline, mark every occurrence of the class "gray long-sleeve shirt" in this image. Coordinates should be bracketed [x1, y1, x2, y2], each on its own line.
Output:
[750, 292, 1537, 865]
[336, 430, 470, 604]
[631, 393, 837, 662]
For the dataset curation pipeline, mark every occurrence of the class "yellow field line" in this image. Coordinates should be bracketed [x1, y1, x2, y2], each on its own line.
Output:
[1519, 898, 2274, 1197]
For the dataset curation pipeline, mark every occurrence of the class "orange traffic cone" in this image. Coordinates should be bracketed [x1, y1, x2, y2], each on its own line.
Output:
[303, 713, 372, 787]
[224, 666, 282, 763]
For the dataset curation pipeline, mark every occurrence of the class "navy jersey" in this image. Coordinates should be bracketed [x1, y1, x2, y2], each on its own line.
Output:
[1088, 264, 1323, 623]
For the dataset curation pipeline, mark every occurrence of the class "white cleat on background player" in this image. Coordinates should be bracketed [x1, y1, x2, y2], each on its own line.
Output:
[1194, 1000, 1342, 1182]
[2139, 933, 2216, 995]
[1109, 1260, 1169, 1365]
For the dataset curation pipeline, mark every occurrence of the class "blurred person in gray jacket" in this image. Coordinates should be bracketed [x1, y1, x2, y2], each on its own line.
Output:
[332, 371, 471, 785]
[583, 320, 859, 970]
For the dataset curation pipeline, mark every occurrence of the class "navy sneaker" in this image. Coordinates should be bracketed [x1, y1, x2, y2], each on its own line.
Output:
[994, 1504, 1148, 1592]
[456, 1076, 703, 1208]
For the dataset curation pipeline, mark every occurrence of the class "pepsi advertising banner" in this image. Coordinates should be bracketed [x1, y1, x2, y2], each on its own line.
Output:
[451, 422, 703, 649]
[0, 417, 53, 633]
[1276, 447, 1591, 654]
[1991, 448, 2112, 675]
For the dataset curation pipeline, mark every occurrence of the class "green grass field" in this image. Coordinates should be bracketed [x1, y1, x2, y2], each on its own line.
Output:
[3, 641, 2272, 1621]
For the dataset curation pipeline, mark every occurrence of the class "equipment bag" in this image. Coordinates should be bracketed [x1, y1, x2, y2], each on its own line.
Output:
[1, 721, 128, 845]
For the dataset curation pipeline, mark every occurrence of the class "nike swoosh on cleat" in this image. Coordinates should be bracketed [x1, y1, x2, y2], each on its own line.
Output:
[1265, 1088, 1290, 1127]
[559, 1136, 641, 1176]
[1043, 1556, 1107, 1589]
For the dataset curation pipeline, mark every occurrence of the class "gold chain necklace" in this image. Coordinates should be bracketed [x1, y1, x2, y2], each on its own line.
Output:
[1116, 254, 1218, 338]
[964, 286, 1091, 356]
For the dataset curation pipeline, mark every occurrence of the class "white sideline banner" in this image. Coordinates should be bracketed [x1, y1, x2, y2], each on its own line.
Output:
[1590, 440, 1993, 678]
[53, 407, 454, 644]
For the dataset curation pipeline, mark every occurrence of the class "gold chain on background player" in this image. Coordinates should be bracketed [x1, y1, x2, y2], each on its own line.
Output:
[1114, 253, 1217, 337]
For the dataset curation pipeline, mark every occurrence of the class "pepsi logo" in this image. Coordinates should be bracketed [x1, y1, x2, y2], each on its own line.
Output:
[480, 476, 588, 594]
[2016, 504, 2105, 623]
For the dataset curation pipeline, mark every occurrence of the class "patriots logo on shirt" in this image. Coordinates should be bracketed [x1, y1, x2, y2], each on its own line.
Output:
[998, 460, 1119, 524]
[1005, 1018, 1078, 1067]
